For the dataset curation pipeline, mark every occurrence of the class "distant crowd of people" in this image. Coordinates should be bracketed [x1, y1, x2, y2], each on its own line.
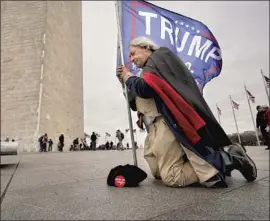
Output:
[71, 130, 138, 151]
[36, 129, 139, 153]
[5, 105, 270, 154]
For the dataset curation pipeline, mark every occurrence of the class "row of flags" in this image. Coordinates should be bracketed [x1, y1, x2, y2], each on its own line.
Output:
[217, 74, 269, 115]
[215, 73, 269, 146]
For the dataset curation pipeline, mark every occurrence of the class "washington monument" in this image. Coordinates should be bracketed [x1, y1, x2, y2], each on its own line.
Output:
[1, 1, 84, 152]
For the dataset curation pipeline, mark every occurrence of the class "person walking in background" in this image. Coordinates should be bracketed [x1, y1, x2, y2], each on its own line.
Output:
[38, 133, 48, 152]
[58, 134, 64, 152]
[116, 129, 124, 151]
[48, 139, 53, 151]
[263, 106, 270, 150]
[256, 105, 269, 148]
[38, 134, 44, 152]
[90, 132, 97, 151]
[109, 141, 113, 150]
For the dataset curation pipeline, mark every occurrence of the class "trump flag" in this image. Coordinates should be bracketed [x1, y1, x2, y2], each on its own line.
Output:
[118, 0, 223, 90]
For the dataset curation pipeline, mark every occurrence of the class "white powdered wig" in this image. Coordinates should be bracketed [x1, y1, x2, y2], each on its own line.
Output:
[130, 37, 159, 51]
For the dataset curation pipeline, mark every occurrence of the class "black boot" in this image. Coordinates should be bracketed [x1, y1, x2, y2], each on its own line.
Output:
[222, 143, 257, 182]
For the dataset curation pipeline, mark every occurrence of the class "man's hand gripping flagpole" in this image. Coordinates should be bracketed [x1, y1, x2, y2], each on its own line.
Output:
[115, 0, 138, 166]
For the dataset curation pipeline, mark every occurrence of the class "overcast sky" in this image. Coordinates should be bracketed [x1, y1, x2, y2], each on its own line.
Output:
[82, 1, 269, 145]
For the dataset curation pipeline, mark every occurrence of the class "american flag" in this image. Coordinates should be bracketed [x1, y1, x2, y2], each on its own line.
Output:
[246, 89, 255, 103]
[264, 75, 270, 88]
[232, 100, 240, 110]
[216, 105, 222, 115]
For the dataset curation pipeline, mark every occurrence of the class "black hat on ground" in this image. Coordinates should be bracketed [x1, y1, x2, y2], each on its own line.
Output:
[107, 164, 147, 187]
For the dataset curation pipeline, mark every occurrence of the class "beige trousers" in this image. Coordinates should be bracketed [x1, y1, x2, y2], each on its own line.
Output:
[144, 117, 200, 187]
[134, 97, 219, 188]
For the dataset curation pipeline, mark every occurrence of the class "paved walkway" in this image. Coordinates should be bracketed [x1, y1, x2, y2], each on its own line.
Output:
[1, 146, 269, 220]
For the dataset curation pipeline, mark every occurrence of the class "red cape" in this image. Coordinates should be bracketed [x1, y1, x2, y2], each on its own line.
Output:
[143, 72, 206, 144]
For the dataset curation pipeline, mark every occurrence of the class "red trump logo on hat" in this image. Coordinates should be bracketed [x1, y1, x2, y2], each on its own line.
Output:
[114, 175, 126, 188]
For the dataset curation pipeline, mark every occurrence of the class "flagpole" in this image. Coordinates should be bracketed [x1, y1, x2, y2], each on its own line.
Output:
[260, 69, 270, 106]
[216, 104, 221, 125]
[115, 1, 138, 166]
[229, 95, 241, 144]
[244, 85, 260, 146]
[135, 130, 138, 142]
